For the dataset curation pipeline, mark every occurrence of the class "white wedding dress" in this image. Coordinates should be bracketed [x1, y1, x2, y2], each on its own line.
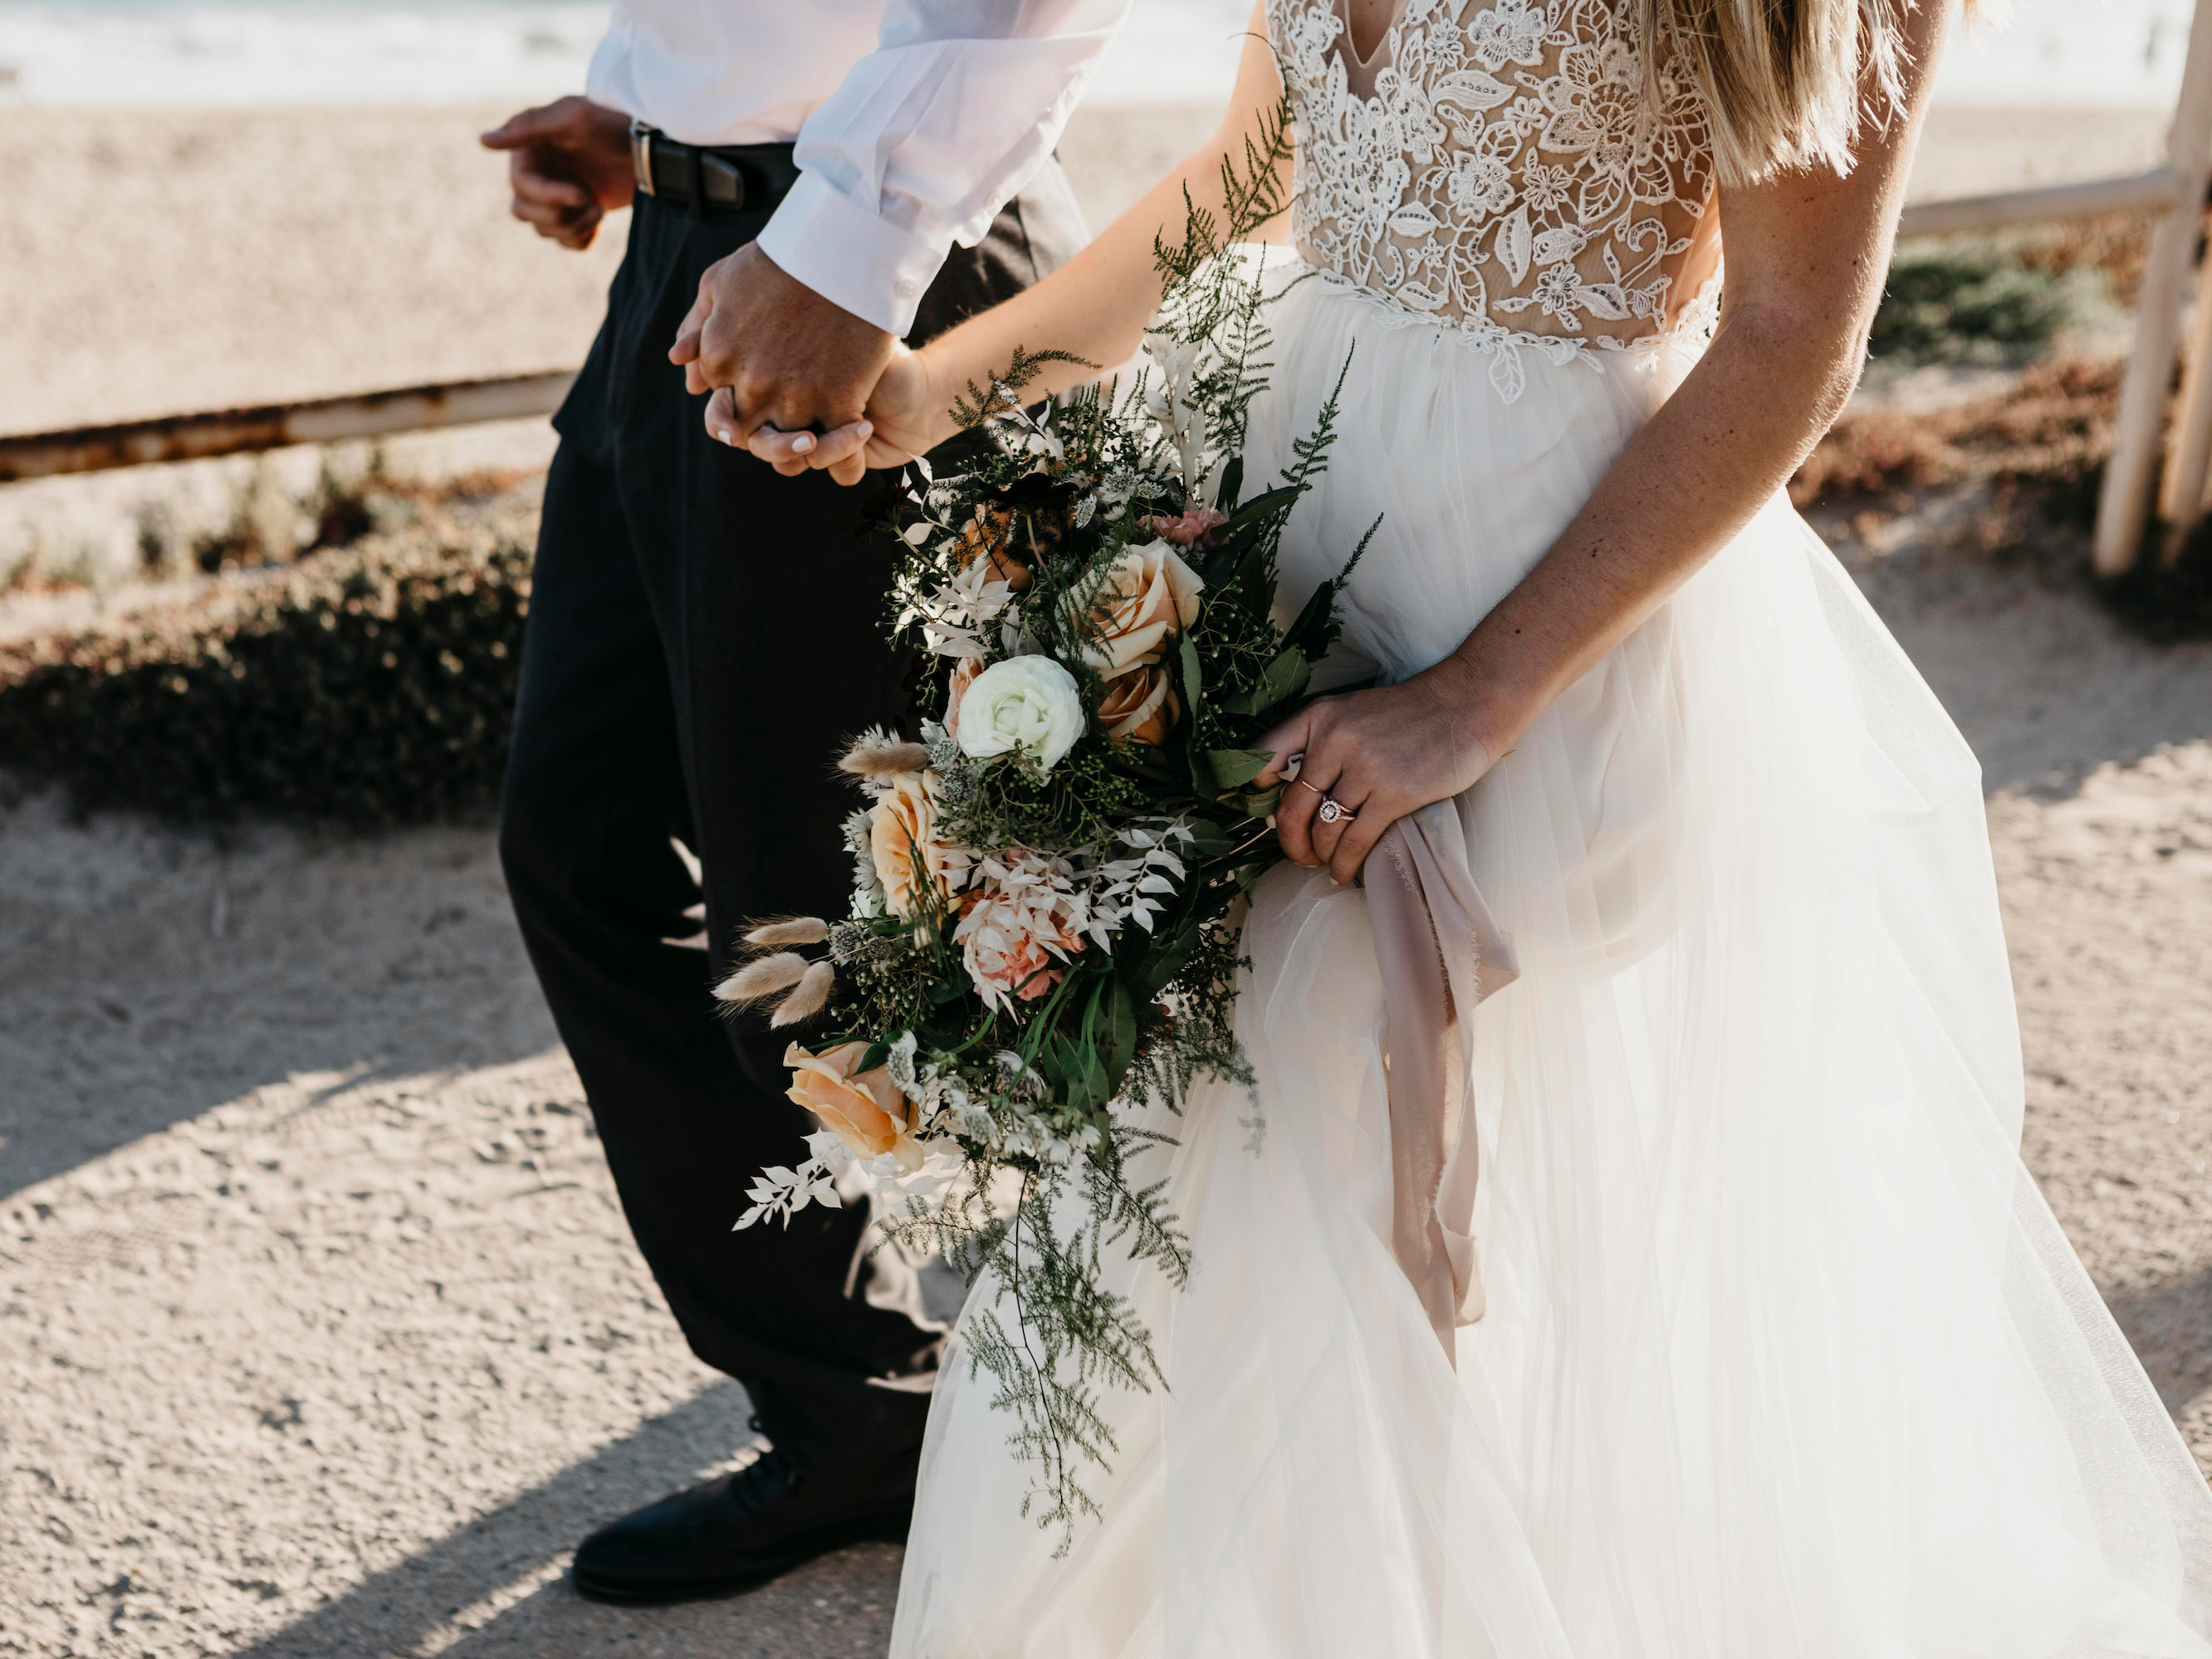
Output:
[888, 2, 2212, 1653]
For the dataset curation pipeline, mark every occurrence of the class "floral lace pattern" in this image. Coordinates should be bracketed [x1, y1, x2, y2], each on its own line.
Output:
[1269, 0, 1719, 400]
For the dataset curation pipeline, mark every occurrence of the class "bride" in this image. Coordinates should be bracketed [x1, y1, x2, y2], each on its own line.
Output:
[725, 0, 2212, 1652]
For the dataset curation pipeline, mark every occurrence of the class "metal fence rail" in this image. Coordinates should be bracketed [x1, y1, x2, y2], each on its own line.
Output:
[0, 370, 574, 485]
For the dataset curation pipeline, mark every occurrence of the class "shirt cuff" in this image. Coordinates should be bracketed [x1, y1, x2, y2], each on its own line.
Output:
[754, 171, 948, 338]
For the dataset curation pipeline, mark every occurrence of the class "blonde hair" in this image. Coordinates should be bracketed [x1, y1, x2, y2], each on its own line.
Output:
[1636, 0, 1921, 187]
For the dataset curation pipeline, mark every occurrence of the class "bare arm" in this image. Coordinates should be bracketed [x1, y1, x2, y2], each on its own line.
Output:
[1262, 2, 1951, 879]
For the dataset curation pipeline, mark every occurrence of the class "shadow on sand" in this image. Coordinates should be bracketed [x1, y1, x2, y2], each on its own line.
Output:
[229, 1379, 905, 1659]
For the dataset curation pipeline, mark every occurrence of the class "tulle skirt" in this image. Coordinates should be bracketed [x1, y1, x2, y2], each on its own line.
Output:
[887, 267, 2212, 1657]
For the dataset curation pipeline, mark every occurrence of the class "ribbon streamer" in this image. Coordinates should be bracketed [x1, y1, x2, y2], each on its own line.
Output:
[1367, 798, 1517, 1359]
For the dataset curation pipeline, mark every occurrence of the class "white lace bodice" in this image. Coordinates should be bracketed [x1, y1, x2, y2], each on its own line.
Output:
[1267, 0, 1721, 399]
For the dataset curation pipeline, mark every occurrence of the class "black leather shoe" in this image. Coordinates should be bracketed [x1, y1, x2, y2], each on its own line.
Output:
[570, 1443, 914, 1604]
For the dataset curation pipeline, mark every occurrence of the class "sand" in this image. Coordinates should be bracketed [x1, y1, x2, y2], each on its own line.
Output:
[4, 536, 2210, 1658]
[2, 97, 2210, 1659]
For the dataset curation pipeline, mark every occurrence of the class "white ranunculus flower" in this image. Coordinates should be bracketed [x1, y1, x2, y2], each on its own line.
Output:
[955, 655, 1086, 771]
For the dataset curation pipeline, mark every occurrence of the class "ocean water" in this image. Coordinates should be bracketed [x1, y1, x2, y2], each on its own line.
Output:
[0, 0, 2191, 110]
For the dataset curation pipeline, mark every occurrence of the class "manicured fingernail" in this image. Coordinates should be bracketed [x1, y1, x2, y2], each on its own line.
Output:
[716, 428, 734, 446]
[855, 422, 874, 439]
[793, 433, 816, 453]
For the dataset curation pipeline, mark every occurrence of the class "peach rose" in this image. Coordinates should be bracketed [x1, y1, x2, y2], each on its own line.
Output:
[943, 656, 983, 741]
[869, 771, 959, 921]
[954, 889, 1078, 1006]
[1138, 507, 1227, 548]
[785, 1040, 924, 1172]
[953, 506, 1031, 593]
[1096, 661, 1179, 745]
[1078, 540, 1204, 678]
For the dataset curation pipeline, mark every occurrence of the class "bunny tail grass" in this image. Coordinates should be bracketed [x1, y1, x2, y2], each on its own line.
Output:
[839, 737, 932, 778]
[714, 952, 808, 1006]
[744, 916, 830, 948]
[770, 962, 836, 1028]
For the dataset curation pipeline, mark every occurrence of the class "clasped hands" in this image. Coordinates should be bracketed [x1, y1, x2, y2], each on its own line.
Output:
[678, 249, 942, 487]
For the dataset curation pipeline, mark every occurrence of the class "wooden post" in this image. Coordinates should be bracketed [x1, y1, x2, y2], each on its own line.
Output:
[2097, 0, 2212, 575]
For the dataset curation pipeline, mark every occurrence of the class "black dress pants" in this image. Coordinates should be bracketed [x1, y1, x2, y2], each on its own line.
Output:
[499, 169, 1085, 1482]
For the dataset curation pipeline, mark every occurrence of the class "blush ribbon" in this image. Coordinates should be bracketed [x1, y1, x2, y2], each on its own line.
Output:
[1367, 798, 1517, 1359]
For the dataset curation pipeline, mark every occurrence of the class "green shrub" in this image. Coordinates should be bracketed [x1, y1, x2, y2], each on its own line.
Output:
[1870, 250, 2078, 369]
[0, 522, 531, 827]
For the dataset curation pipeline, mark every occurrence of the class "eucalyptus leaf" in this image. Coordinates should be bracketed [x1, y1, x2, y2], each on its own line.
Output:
[1206, 746, 1275, 791]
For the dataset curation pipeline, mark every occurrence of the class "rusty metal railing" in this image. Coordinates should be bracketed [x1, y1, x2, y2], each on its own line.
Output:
[0, 369, 575, 485]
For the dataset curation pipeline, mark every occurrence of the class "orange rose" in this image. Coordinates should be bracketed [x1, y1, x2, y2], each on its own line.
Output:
[785, 1040, 924, 1172]
[953, 506, 1031, 593]
[869, 771, 960, 921]
[1096, 661, 1179, 745]
[1079, 540, 1204, 678]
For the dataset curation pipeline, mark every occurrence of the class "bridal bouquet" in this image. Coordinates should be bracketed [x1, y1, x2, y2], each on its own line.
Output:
[723, 100, 1366, 1541]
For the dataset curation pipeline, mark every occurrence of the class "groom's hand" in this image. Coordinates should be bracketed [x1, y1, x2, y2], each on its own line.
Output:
[669, 244, 898, 458]
[481, 97, 634, 251]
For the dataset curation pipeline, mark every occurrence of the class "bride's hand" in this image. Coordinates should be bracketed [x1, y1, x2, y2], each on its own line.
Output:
[707, 345, 949, 484]
[1255, 668, 1505, 883]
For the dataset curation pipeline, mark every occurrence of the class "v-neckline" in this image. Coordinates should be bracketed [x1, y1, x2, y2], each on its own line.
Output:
[1338, 0, 1405, 71]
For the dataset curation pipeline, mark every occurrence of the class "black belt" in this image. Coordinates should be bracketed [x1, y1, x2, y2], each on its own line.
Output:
[629, 120, 800, 217]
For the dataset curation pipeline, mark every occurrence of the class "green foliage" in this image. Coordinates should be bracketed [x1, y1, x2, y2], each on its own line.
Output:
[0, 524, 529, 826]
[1870, 249, 2077, 370]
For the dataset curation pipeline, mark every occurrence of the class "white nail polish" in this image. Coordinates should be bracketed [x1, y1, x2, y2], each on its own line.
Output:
[716, 429, 733, 446]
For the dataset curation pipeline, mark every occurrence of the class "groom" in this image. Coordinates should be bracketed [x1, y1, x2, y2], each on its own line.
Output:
[482, 0, 1125, 1604]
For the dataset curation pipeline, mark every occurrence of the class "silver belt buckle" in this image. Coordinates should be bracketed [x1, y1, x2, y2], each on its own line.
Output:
[629, 118, 657, 197]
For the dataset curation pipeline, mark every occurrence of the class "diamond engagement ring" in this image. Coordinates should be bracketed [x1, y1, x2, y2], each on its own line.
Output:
[1317, 797, 1353, 825]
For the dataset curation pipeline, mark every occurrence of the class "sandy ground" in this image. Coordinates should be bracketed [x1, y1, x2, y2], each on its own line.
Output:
[3, 528, 2210, 1659]
[2, 98, 2210, 1658]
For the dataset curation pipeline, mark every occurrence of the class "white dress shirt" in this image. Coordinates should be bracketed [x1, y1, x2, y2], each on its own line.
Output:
[585, 0, 1128, 335]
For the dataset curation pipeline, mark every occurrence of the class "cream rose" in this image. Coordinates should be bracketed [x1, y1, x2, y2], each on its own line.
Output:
[954, 655, 1086, 770]
[1096, 660, 1179, 746]
[784, 1040, 924, 1172]
[869, 770, 958, 921]
[1078, 540, 1204, 678]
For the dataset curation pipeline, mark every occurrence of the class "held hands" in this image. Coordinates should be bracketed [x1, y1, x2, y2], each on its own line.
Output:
[480, 97, 636, 251]
[703, 335, 947, 484]
[673, 245, 901, 485]
[1255, 668, 1505, 883]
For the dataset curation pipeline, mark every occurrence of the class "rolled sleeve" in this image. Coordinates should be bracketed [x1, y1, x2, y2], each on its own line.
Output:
[755, 171, 942, 335]
[756, 0, 1130, 338]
